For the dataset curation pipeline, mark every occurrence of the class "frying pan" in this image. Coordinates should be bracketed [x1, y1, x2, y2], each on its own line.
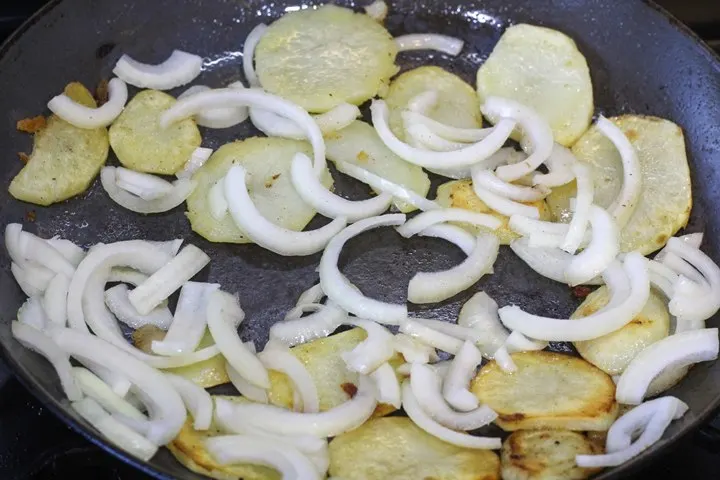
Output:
[0, 0, 718, 478]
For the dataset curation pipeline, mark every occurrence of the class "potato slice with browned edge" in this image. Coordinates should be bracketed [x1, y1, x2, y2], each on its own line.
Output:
[9, 82, 109, 206]
[186, 137, 332, 243]
[109, 89, 201, 174]
[546, 115, 691, 254]
[384, 66, 483, 141]
[476, 24, 593, 146]
[573, 287, 669, 375]
[255, 4, 398, 113]
[501, 430, 604, 480]
[471, 351, 618, 431]
[329, 416, 500, 480]
[436, 179, 552, 245]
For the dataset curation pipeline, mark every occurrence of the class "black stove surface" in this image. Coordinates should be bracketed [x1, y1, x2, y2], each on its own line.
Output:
[1, 1, 720, 479]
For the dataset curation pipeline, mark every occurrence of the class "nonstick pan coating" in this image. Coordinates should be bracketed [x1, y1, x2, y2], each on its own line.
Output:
[0, 0, 718, 478]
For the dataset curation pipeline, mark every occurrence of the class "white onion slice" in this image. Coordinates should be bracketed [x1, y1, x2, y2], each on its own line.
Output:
[148, 239, 185, 257]
[505, 331, 548, 353]
[107, 268, 149, 286]
[605, 396, 688, 453]
[655, 232, 703, 263]
[73, 367, 146, 421]
[259, 347, 319, 413]
[369, 362, 401, 408]
[314, 103, 362, 134]
[5, 223, 28, 267]
[206, 180, 228, 221]
[500, 253, 649, 341]
[396, 208, 501, 237]
[399, 319, 464, 354]
[508, 215, 568, 241]
[665, 237, 720, 322]
[270, 304, 346, 347]
[177, 147, 213, 179]
[78, 358, 132, 398]
[243, 24, 268, 87]
[492, 345, 517, 373]
[565, 206, 620, 286]
[17, 296, 49, 330]
[510, 238, 602, 285]
[105, 284, 173, 330]
[11, 262, 53, 297]
[615, 328, 719, 404]
[178, 83, 249, 129]
[419, 224, 475, 255]
[405, 123, 470, 152]
[42, 273, 70, 326]
[226, 362, 268, 403]
[341, 319, 395, 375]
[48, 77, 127, 129]
[413, 318, 486, 344]
[561, 163, 594, 254]
[407, 90, 439, 114]
[18, 231, 75, 277]
[471, 177, 540, 219]
[249, 107, 305, 140]
[471, 169, 549, 202]
[113, 50, 202, 90]
[402, 380, 500, 449]
[532, 144, 577, 187]
[647, 260, 678, 299]
[596, 116, 642, 229]
[443, 340, 483, 412]
[662, 253, 706, 286]
[364, 0, 388, 21]
[165, 374, 213, 431]
[319, 214, 408, 324]
[72, 398, 158, 461]
[393, 333, 437, 364]
[115, 167, 175, 201]
[101, 167, 195, 214]
[457, 291, 507, 354]
[46, 238, 84, 267]
[296, 284, 325, 306]
[395, 34, 464, 56]
[401, 110, 491, 143]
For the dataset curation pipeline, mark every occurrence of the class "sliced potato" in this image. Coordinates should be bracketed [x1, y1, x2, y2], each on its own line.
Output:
[109, 89, 201, 175]
[436, 179, 552, 244]
[471, 351, 618, 431]
[501, 430, 604, 480]
[573, 287, 670, 375]
[131, 325, 229, 388]
[326, 120, 430, 213]
[329, 417, 500, 480]
[186, 137, 332, 243]
[384, 66, 483, 140]
[476, 24, 593, 146]
[9, 82, 109, 206]
[255, 4, 398, 113]
[546, 115, 692, 254]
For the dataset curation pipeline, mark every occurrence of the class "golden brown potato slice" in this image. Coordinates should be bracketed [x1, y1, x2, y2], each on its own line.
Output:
[109, 89, 201, 175]
[471, 351, 618, 431]
[501, 430, 604, 480]
[329, 416, 500, 480]
[573, 287, 669, 375]
[9, 82, 109, 206]
[436, 179, 552, 245]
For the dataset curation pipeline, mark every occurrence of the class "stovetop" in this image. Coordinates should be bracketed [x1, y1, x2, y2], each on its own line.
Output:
[1, 1, 720, 479]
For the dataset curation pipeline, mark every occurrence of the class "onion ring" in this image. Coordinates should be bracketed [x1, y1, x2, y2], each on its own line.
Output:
[471, 179, 540, 219]
[243, 24, 268, 87]
[48, 77, 128, 129]
[401, 110, 491, 143]
[443, 340, 483, 412]
[113, 50, 202, 90]
[101, 167, 195, 214]
[178, 83, 249, 129]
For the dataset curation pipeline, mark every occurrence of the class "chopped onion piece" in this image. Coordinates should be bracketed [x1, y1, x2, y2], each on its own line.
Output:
[259, 347, 319, 413]
[113, 50, 202, 90]
[419, 224, 475, 255]
[405, 123, 470, 152]
[19, 230, 75, 277]
[399, 319, 464, 354]
[297, 284, 325, 306]
[5, 223, 27, 267]
[17, 296, 49, 330]
[207, 180, 229, 221]
[369, 362, 401, 408]
[457, 291, 507, 354]
[561, 163, 594, 254]
[665, 237, 720, 322]
[401, 110, 491, 143]
[655, 232, 703, 263]
[471, 181, 540, 219]
[443, 341, 483, 412]
[101, 167, 196, 214]
[471, 169, 549, 202]
[505, 331, 548, 353]
[165, 374, 213, 431]
[11, 262, 53, 297]
[492, 346, 517, 373]
[178, 83, 249, 129]
[341, 319, 395, 375]
[364, 0, 388, 21]
[177, 147, 213, 179]
[250, 107, 305, 140]
[42, 273, 70, 326]
[396, 208, 501, 237]
[243, 24, 268, 87]
[393, 333, 437, 364]
[73, 367, 146, 421]
[615, 328, 719, 404]
[226, 362, 268, 403]
[270, 304, 346, 347]
[605, 396, 688, 453]
[48, 77, 128, 129]
[565, 206, 620, 286]
[395, 34, 464, 56]
[314, 103, 362, 134]
[532, 144, 577, 187]
[45, 237, 85, 269]
[105, 284, 174, 330]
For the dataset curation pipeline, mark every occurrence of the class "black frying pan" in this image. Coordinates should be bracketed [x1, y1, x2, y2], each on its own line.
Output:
[0, 0, 718, 478]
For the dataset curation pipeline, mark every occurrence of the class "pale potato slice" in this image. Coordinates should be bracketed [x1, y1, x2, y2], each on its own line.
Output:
[109, 89, 201, 174]
[186, 137, 332, 243]
[325, 120, 430, 213]
[546, 115, 692, 254]
[476, 24, 593, 146]
[501, 430, 604, 480]
[384, 66, 483, 140]
[328, 417, 500, 480]
[573, 287, 670, 375]
[436, 179, 552, 245]
[255, 4, 398, 113]
[9, 82, 109, 206]
[471, 351, 618, 431]
[132, 325, 229, 389]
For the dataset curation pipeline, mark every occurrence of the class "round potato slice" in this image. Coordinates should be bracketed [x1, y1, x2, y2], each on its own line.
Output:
[329, 417, 500, 480]
[109, 89, 201, 175]
[501, 430, 604, 480]
[186, 137, 332, 244]
[471, 351, 618, 431]
[476, 24, 593, 146]
[255, 4, 398, 113]
[546, 115, 692, 254]
[436, 179, 553, 245]
[572, 287, 670, 376]
[384, 66, 483, 140]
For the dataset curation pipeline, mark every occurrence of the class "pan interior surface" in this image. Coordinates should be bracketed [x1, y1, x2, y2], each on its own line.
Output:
[0, 1, 718, 479]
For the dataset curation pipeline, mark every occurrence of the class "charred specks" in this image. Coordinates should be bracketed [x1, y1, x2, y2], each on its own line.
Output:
[572, 285, 592, 298]
[341, 382, 358, 398]
[499, 412, 525, 422]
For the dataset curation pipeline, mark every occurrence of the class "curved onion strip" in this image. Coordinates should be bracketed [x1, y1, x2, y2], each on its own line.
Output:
[5, 223, 27, 267]
[532, 144, 577, 187]
[402, 380, 501, 449]
[505, 331, 548, 353]
[259, 347, 319, 413]
[500, 253, 649, 341]
[370, 362, 401, 408]
[101, 167, 195, 214]
[396, 208, 501, 237]
[492, 345, 517, 373]
[72, 398, 158, 461]
[297, 284, 325, 306]
[314, 103, 362, 134]
[399, 319, 464, 354]
[291, 153, 392, 222]
[471, 181, 540, 219]
[662, 253, 706, 286]
[113, 50, 202, 90]
[615, 328, 719, 404]
[12, 322, 82, 401]
[655, 232, 703, 263]
[165, 374, 213, 431]
[371, 100, 516, 169]
[243, 24, 268, 87]
[405, 123, 470, 152]
[648, 260, 678, 299]
[73, 367, 146, 421]
[457, 291, 507, 354]
[115, 168, 174, 201]
[148, 239, 185, 257]
[561, 163, 594, 254]
[395, 33, 464, 55]
[319, 214, 408, 324]
[408, 232, 499, 304]
[207, 180, 228, 220]
[177, 147, 213, 179]
[443, 341, 483, 412]
[77, 357, 132, 398]
[413, 318, 486, 345]
[51, 328, 186, 445]
[471, 169, 549, 202]
[224, 166, 347, 255]
[108, 268, 149, 286]
[226, 363, 268, 405]
[481, 97, 553, 182]
[393, 333, 437, 364]
[565, 206, 620, 286]
[401, 110, 491, 143]
[42, 273, 70, 326]
[270, 305, 346, 347]
[161, 88, 327, 176]
[11, 263, 52, 297]
[407, 90, 439, 114]
[665, 237, 720, 322]
[18, 231, 75, 277]
[18, 296, 49, 330]
[596, 116, 642, 229]
[341, 318, 395, 375]
[418, 224, 475, 255]
[178, 83, 249, 129]
[510, 238, 602, 286]
[508, 215, 568, 238]
[45, 237, 85, 268]
[250, 107, 306, 140]
[105, 284, 174, 330]
[48, 78, 128, 129]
